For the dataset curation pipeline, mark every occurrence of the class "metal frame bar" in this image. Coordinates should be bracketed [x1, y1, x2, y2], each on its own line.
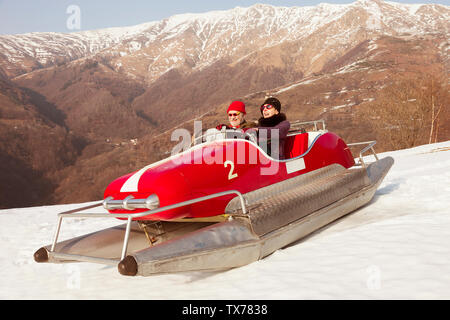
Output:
[193, 129, 258, 147]
[289, 119, 326, 132]
[49, 190, 247, 262]
[347, 141, 379, 168]
[49, 252, 120, 266]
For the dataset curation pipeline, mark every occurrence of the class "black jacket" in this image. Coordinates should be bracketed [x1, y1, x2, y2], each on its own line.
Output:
[256, 113, 290, 159]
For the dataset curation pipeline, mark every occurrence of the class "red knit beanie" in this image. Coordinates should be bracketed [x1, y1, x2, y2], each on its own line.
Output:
[227, 101, 246, 115]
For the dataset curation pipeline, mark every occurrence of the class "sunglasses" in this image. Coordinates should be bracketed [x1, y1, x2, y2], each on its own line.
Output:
[228, 112, 241, 117]
[260, 104, 274, 111]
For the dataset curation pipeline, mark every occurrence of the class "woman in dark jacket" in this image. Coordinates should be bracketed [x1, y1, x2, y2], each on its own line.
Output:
[255, 97, 291, 159]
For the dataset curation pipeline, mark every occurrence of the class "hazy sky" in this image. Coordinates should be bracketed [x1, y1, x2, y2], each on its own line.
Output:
[0, 0, 448, 35]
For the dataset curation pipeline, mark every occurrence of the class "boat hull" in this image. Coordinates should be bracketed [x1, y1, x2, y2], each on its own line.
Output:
[35, 157, 394, 276]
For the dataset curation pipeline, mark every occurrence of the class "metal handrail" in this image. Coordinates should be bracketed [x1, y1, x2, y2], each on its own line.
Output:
[193, 129, 257, 146]
[50, 190, 247, 261]
[290, 119, 326, 132]
[347, 141, 379, 168]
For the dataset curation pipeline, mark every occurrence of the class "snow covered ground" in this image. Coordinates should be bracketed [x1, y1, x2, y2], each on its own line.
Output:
[1, 141, 449, 300]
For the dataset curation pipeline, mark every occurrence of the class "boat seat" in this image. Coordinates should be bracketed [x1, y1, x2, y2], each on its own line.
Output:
[284, 133, 309, 159]
[284, 131, 325, 159]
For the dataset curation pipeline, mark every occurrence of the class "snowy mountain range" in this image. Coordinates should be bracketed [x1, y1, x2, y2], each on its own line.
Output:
[1, 0, 448, 81]
[0, 0, 448, 209]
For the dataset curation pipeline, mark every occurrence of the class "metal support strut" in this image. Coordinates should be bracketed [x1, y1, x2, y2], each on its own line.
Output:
[49, 190, 247, 264]
[348, 141, 379, 168]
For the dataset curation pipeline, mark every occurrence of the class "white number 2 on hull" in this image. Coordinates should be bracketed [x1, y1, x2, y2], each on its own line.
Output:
[224, 160, 238, 180]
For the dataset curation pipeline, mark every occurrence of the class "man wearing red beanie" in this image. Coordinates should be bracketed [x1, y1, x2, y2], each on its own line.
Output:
[227, 101, 246, 116]
[216, 100, 255, 130]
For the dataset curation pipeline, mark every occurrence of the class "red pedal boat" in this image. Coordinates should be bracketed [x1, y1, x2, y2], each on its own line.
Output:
[103, 126, 355, 220]
[34, 120, 394, 276]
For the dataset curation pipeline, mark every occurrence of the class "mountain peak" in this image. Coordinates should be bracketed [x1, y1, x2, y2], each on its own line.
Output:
[0, 0, 448, 80]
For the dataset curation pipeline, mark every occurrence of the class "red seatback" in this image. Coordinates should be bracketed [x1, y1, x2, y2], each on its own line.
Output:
[284, 133, 309, 159]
